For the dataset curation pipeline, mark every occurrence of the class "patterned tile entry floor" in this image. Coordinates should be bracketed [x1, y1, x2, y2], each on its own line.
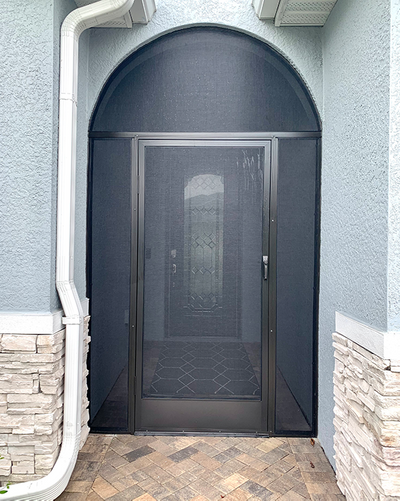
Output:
[56, 434, 344, 501]
[146, 341, 261, 398]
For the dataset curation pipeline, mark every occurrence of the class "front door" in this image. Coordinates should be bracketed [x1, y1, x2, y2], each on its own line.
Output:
[135, 139, 271, 433]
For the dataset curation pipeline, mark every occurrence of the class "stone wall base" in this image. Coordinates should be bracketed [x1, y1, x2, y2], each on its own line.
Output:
[333, 332, 400, 500]
[0, 317, 90, 482]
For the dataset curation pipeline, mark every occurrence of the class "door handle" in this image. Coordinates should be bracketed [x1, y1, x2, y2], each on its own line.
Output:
[263, 256, 268, 280]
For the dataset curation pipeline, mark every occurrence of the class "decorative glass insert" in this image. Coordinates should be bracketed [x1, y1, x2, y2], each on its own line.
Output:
[184, 174, 224, 312]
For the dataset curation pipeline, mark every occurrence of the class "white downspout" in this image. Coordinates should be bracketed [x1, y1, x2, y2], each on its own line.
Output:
[2, 1, 134, 500]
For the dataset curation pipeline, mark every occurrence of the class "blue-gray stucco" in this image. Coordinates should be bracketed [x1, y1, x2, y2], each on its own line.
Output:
[319, 0, 390, 464]
[0, 0, 76, 312]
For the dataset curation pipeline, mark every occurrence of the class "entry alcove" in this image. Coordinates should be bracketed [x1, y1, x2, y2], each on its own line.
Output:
[88, 27, 320, 435]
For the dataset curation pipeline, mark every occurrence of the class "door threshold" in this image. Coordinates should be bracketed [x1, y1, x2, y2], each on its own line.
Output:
[134, 431, 269, 438]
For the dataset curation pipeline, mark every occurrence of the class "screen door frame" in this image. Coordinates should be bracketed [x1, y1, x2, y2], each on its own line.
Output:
[133, 136, 271, 435]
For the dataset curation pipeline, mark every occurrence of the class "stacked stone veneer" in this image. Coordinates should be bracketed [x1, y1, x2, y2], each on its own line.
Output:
[333, 332, 400, 500]
[0, 317, 90, 482]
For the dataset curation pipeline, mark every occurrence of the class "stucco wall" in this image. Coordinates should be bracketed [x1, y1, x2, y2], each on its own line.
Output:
[320, 0, 390, 464]
[388, 1, 400, 335]
[0, 0, 76, 312]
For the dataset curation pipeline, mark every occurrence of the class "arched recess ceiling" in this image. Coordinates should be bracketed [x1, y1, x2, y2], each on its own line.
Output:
[86, 0, 323, 127]
[91, 27, 320, 132]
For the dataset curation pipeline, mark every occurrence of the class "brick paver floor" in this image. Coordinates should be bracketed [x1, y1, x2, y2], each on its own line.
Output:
[56, 434, 344, 501]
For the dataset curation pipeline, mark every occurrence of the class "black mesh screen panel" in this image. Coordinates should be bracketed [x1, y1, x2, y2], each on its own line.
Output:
[92, 28, 319, 133]
[89, 139, 131, 431]
[141, 146, 263, 400]
[275, 139, 318, 433]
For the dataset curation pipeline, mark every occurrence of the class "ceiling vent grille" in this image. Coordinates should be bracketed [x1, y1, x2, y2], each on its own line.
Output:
[275, 0, 337, 26]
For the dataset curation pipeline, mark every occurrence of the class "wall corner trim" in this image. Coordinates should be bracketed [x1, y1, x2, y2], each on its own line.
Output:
[0, 298, 89, 335]
[335, 311, 400, 361]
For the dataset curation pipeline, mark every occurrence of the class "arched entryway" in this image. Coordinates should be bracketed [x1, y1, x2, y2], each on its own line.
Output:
[87, 27, 320, 436]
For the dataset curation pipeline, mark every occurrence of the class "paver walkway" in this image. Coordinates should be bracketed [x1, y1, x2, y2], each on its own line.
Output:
[56, 434, 344, 501]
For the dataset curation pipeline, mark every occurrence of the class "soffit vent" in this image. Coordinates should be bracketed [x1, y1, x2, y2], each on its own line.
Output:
[252, 0, 280, 19]
[275, 0, 337, 26]
[74, 0, 156, 27]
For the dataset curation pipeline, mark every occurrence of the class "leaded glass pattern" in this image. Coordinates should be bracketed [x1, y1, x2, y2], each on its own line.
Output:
[184, 174, 224, 312]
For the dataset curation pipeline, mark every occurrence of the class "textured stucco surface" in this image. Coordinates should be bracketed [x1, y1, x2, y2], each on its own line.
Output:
[320, 0, 390, 465]
[0, 0, 75, 312]
[388, 1, 400, 334]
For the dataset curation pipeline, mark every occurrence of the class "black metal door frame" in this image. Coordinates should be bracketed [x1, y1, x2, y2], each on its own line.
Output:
[134, 138, 270, 434]
[88, 131, 321, 436]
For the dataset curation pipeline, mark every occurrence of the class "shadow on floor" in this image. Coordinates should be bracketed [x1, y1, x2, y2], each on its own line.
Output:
[91, 357, 311, 434]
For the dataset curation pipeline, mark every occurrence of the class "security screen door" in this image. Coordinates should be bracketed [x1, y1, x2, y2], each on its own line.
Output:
[135, 139, 271, 433]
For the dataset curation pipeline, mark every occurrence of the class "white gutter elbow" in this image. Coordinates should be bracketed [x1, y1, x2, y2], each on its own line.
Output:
[1, 1, 134, 500]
